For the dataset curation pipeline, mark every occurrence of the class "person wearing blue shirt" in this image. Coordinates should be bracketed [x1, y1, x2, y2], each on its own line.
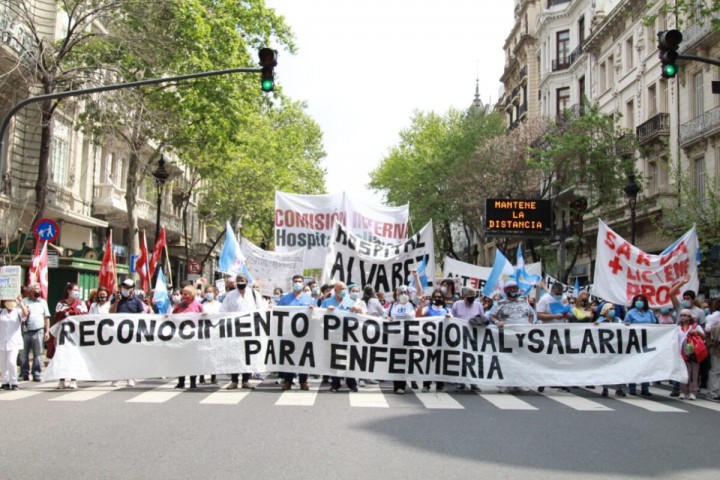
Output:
[322, 282, 358, 393]
[277, 274, 314, 390]
[624, 294, 657, 396]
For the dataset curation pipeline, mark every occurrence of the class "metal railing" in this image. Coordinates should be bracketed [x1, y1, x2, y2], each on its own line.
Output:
[552, 59, 570, 71]
[636, 113, 670, 145]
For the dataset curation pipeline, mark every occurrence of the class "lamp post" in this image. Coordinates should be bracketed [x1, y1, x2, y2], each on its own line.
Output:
[624, 174, 641, 245]
[152, 155, 170, 284]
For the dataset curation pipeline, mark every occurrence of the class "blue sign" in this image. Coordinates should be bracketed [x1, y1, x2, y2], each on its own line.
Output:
[129, 254, 138, 273]
[33, 218, 60, 243]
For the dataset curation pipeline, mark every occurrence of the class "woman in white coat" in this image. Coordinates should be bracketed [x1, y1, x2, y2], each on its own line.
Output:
[0, 296, 29, 390]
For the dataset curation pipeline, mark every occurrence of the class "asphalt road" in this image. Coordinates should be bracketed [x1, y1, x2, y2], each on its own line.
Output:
[1, 378, 719, 480]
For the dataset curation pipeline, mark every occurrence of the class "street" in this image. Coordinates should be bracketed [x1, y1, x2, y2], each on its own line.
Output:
[1, 378, 719, 479]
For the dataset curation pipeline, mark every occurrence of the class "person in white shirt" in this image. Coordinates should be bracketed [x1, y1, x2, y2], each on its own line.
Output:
[0, 297, 29, 390]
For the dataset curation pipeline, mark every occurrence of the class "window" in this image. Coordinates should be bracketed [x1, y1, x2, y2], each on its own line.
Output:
[556, 87, 570, 116]
[50, 119, 71, 185]
[715, 146, 720, 178]
[648, 85, 657, 117]
[607, 55, 615, 86]
[647, 161, 658, 196]
[694, 157, 706, 202]
[693, 71, 704, 117]
[578, 16, 585, 45]
[646, 21, 656, 49]
[599, 62, 606, 92]
[625, 36, 635, 71]
[556, 30, 570, 67]
[578, 76, 586, 109]
[626, 99, 635, 130]
[658, 79, 668, 112]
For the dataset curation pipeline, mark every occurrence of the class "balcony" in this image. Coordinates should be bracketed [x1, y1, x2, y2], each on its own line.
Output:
[93, 183, 184, 235]
[636, 113, 670, 145]
[511, 85, 521, 103]
[518, 100, 528, 118]
[552, 59, 570, 72]
[680, 106, 720, 147]
[519, 65, 527, 80]
[679, 19, 715, 54]
[569, 44, 583, 66]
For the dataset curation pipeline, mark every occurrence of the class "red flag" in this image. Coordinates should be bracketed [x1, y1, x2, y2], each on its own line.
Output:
[99, 231, 117, 292]
[28, 241, 49, 299]
[149, 227, 167, 280]
[136, 230, 149, 291]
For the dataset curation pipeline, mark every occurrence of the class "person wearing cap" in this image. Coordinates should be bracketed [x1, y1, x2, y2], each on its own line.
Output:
[594, 303, 627, 397]
[490, 280, 535, 328]
[109, 278, 145, 314]
[536, 282, 570, 324]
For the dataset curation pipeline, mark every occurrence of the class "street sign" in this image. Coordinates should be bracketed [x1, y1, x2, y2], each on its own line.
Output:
[187, 260, 202, 274]
[33, 218, 60, 243]
[129, 254, 138, 273]
[485, 199, 552, 237]
[47, 250, 59, 268]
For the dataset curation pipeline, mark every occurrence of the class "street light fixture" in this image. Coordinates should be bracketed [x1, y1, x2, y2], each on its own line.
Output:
[152, 154, 170, 246]
[624, 174, 641, 245]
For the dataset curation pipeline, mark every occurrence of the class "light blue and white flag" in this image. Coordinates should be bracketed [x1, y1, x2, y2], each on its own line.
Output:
[482, 250, 515, 298]
[218, 222, 254, 282]
[573, 277, 580, 298]
[153, 269, 171, 314]
[515, 244, 542, 296]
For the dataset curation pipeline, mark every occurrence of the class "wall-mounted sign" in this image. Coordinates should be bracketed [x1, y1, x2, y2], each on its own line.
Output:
[485, 199, 552, 237]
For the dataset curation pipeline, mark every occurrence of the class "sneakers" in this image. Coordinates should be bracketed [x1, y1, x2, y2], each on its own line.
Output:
[470, 385, 481, 392]
[175, 382, 185, 389]
[358, 380, 366, 387]
[1, 383, 10, 390]
[227, 382, 239, 390]
[329, 387, 339, 392]
[640, 390, 652, 397]
[56, 380, 66, 389]
[615, 389, 627, 397]
[421, 386, 430, 393]
[127, 379, 135, 388]
[241, 382, 255, 390]
[682, 393, 689, 400]
[21, 375, 29, 381]
[299, 381, 309, 391]
[689, 393, 696, 400]
[348, 385, 359, 393]
[68, 380, 78, 389]
[601, 388, 609, 397]
[394, 388, 405, 395]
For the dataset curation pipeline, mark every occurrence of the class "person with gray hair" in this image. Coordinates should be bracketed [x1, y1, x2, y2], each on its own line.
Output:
[20, 283, 50, 382]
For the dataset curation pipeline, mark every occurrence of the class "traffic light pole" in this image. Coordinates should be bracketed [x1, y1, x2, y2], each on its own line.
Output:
[0, 66, 261, 180]
[678, 54, 720, 68]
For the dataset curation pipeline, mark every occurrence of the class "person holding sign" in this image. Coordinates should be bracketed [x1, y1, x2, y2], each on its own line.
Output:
[490, 281, 535, 329]
[624, 294, 658, 397]
[0, 296, 28, 390]
[570, 292, 596, 323]
[21, 283, 50, 382]
[322, 281, 359, 393]
[418, 289, 451, 393]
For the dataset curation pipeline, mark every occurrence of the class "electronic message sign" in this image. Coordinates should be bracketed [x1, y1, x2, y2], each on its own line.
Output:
[485, 199, 552, 237]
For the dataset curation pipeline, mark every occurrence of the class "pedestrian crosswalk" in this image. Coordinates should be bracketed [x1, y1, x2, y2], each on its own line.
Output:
[1, 379, 718, 413]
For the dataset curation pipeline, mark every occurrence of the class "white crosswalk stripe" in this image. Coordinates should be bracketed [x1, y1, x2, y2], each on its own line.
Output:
[275, 379, 320, 406]
[647, 388, 720, 413]
[126, 380, 182, 404]
[614, 396, 687, 412]
[349, 385, 389, 408]
[413, 390, 464, 409]
[50, 382, 115, 402]
[0, 389, 42, 401]
[200, 383, 252, 405]
[477, 387, 538, 410]
[540, 389, 613, 411]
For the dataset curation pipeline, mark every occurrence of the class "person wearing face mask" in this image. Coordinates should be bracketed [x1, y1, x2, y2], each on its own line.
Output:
[439, 279, 459, 308]
[217, 276, 237, 303]
[656, 305, 677, 324]
[277, 274, 315, 307]
[570, 292, 596, 323]
[202, 285, 221, 314]
[451, 287, 486, 323]
[594, 303, 627, 397]
[624, 294, 657, 397]
[20, 283, 50, 382]
[321, 282, 359, 392]
[89, 287, 111, 314]
[387, 285, 417, 395]
[170, 288, 182, 307]
[53, 282, 88, 389]
[677, 309, 705, 400]
[271, 287, 283, 307]
[536, 282, 570, 324]
[109, 279, 145, 314]
[0, 296, 29, 390]
[220, 274, 265, 390]
[416, 289, 451, 393]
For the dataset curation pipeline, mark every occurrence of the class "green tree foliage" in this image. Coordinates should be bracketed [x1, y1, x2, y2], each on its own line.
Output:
[369, 107, 504, 261]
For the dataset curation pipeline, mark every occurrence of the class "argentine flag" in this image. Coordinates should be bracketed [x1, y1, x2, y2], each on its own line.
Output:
[218, 222, 254, 282]
[515, 244, 541, 297]
[482, 249, 515, 298]
[153, 270, 171, 314]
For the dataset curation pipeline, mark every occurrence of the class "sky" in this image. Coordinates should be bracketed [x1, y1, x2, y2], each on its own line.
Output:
[264, 1, 514, 203]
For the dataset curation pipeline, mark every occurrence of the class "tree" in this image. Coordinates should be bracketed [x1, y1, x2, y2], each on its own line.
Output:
[370, 106, 504, 262]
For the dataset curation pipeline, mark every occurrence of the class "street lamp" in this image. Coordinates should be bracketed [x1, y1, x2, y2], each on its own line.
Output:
[624, 174, 641, 245]
[152, 154, 170, 246]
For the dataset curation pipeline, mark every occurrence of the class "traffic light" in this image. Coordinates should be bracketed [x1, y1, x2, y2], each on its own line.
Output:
[258, 48, 277, 92]
[657, 30, 682, 79]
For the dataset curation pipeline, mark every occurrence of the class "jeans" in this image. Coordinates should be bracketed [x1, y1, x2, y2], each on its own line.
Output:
[21, 329, 44, 378]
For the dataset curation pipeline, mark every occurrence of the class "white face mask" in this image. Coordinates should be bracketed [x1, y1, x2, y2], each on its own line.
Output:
[172, 295, 181, 303]
[398, 294, 409, 305]
[440, 286, 448, 294]
[121, 288, 131, 298]
[205, 293, 214, 301]
[71, 291, 81, 300]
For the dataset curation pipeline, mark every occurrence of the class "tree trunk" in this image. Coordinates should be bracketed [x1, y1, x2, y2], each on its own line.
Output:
[34, 98, 55, 220]
[125, 147, 141, 274]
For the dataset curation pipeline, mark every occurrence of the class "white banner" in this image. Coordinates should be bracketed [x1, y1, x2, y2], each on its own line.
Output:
[322, 221, 435, 294]
[274, 191, 409, 269]
[443, 256, 541, 291]
[594, 221, 699, 308]
[544, 274, 592, 296]
[45, 309, 688, 385]
[241, 238, 305, 297]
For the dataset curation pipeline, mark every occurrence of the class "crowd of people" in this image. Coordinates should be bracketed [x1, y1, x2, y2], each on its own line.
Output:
[0, 272, 718, 402]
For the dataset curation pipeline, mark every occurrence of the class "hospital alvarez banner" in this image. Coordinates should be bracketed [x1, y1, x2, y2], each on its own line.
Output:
[323, 220, 435, 294]
[274, 191, 409, 269]
[45, 308, 687, 385]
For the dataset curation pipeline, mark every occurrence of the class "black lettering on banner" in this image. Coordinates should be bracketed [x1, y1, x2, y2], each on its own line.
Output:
[343, 316, 359, 343]
[362, 319, 381, 345]
[564, 329, 580, 354]
[292, 313, 310, 338]
[425, 348, 442, 374]
[349, 345, 367, 371]
[279, 340, 295, 365]
[382, 321, 401, 344]
[178, 320, 195, 340]
[58, 321, 76, 346]
[581, 329, 598, 353]
[265, 340, 277, 364]
[462, 325, 478, 350]
[331, 344, 346, 369]
[616, 329, 623, 353]
[437, 322, 444, 347]
[203, 318, 223, 339]
[274, 310, 289, 336]
[515, 332, 526, 348]
[462, 352, 477, 378]
[547, 329, 564, 354]
[527, 329, 544, 353]
[369, 346, 388, 372]
[403, 320, 420, 347]
[642, 329, 656, 353]
[389, 348, 406, 374]
[498, 330, 513, 353]
[360, 262, 377, 288]
[299, 342, 315, 367]
[409, 349, 423, 374]
[626, 329, 641, 354]
[442, 350, 460, 376]
[481, 328, 497, 352]
[391, 262, 403, 290]
[346, 256, 355, 284]
[157, 320, 176, 341]
[254, 311, 270, 336]
[488, 355, 503, 379]
[598, 329, 615, 354]
[136, 319, 156, 342]
[421, 321, 437, 347]
[335, 224, 348, 246]
[374, 265, 390, 294]
[324, 314, 341, 340]
[79, 321, 95, 346]
[117, 319, 135, 344]
[245, 340, 261, 364]
[98, 318, 114, 345]
[445, 323, 461, 348]
[235, 316, 252, 337]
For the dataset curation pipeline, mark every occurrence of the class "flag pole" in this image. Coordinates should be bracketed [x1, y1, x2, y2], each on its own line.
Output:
[164, 242, 173, 288]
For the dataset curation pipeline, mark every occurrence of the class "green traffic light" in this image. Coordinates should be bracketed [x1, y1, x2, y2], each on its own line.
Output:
[261, 79, 274, 92]
[663, 64, 677, 78]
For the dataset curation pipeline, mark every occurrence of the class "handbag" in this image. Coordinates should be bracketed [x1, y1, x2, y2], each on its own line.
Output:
[681, 324, 708, 363]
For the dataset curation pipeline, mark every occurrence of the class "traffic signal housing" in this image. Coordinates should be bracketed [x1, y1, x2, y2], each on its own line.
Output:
[657, 30, 682, 79]
[258, 48, 277, 92]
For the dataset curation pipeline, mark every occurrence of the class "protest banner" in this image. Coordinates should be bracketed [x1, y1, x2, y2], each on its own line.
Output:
[241, 238, 305, 296]
[544, 274, 592, 296]
[274, 191, 409, 269]
[0, 265, 22, 300]
[443, 257, 541, 293]
[322, 221, 435, 294]
[44, 308, 687, 386]
[594, 220, 699, 308]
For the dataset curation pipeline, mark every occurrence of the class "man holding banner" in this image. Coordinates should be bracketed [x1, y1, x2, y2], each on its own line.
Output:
[277, 274, 315, 391]
[321, 282, 359, 393]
